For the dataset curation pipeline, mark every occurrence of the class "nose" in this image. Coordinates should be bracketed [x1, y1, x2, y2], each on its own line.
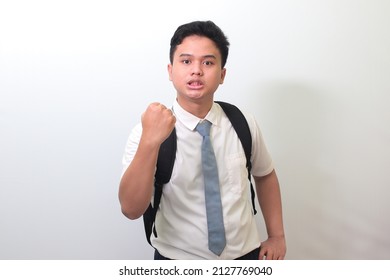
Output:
[191, 62, 203, 76]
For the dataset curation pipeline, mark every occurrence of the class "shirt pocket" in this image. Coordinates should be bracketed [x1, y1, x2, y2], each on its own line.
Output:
[225, 153, 248, 196]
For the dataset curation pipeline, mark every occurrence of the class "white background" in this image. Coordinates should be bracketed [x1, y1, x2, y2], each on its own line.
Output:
[1, 0, 389, 259]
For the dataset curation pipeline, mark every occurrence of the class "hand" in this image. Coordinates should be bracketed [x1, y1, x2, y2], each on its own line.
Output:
[141, 102, 176, 146]
[259, 236, 286, 260]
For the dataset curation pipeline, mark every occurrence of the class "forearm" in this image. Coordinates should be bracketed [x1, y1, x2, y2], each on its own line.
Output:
[119, 102, 176, 220]
[119, 138, 160, 220]
[254, 170, 285, 238]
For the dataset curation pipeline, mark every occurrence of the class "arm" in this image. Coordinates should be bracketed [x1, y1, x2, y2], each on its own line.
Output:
[119, 103, 176, 220]
[254, 169, 286, 260]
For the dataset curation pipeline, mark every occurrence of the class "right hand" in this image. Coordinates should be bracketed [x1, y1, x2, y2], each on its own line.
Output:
[140, 102, 176, 146]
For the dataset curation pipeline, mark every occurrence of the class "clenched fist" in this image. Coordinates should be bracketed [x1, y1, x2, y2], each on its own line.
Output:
[140, 102, 176, 146]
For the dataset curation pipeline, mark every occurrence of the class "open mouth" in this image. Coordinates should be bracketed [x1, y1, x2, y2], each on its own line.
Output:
[187, 80, 204, 89]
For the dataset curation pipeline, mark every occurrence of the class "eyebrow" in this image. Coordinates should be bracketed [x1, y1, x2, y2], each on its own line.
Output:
[179, 53, 217, 59]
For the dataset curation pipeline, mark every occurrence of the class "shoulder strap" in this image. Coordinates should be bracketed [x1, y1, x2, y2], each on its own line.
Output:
[216, 101, 257, 215]
[155, 128, 177, 184]
[143, 128, 176, 246]
[143, 101, 257, 246]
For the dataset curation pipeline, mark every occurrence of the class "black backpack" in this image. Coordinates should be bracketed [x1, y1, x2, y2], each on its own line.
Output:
[143, 101, 257, 246]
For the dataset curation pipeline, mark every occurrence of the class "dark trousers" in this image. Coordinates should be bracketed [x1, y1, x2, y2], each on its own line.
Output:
[154, 247, 260, 260]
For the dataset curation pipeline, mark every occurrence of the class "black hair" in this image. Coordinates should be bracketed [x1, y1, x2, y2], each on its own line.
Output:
[169, 20, 230, 68]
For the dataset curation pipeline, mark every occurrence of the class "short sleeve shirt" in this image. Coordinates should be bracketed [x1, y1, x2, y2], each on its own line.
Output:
[121, 100, 274, 259]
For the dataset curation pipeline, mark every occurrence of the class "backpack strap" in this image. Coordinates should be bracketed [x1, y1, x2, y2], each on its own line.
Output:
[143, 101, 257, 245]
[216, 101, 257, 215]
[143, 128, 176, 246]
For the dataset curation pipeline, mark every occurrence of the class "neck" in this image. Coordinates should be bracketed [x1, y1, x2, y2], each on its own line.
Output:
[176, 97, 213, 119]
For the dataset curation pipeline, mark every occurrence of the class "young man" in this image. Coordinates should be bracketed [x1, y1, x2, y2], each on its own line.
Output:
[119, 21, 286, 260]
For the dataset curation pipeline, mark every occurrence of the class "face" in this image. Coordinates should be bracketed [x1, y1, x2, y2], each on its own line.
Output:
[168, 35, 226, 109]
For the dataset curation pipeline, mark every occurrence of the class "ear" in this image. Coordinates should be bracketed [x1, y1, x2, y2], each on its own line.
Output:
[220, 68, 227, 84]
[167, 64, 173, 81]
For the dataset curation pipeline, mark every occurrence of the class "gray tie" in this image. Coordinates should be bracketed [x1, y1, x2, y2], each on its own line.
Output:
[196, 120, 226, 256]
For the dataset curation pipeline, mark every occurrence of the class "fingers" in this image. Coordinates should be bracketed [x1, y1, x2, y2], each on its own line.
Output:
[155, 102, 166, 110]
[150, 102, 169, 111]
[148, 103, 175, 119]
[259, 249, 275, 260]
[259, 247, 285, 260]
[141, 102, 176, 144]
[259, 237, 286, 260]
[259, 247, 266, 260]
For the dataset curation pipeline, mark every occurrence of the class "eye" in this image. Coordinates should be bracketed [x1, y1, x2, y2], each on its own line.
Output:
[203, 61, 214, 66]
[182, 59, 191, 65]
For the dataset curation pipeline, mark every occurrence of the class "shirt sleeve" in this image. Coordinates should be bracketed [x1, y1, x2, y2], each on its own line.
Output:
[245, 113, 274, 177]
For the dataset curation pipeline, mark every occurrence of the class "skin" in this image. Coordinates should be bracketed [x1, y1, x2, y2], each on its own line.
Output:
[119, 35, 286, 260]
[167, 35, 226, 119]
[255, 171, 286, 260]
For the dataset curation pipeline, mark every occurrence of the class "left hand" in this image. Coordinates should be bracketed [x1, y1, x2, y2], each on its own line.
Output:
[259, 236, 286, 260]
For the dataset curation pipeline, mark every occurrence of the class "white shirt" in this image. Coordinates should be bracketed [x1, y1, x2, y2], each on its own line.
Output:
[121, 100, 274, 259]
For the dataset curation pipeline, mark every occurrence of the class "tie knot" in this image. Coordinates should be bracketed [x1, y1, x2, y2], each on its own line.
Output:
[196, 120, 212, 137]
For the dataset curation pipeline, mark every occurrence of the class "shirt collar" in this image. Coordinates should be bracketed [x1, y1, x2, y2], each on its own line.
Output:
[173, 99, 221, 131]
